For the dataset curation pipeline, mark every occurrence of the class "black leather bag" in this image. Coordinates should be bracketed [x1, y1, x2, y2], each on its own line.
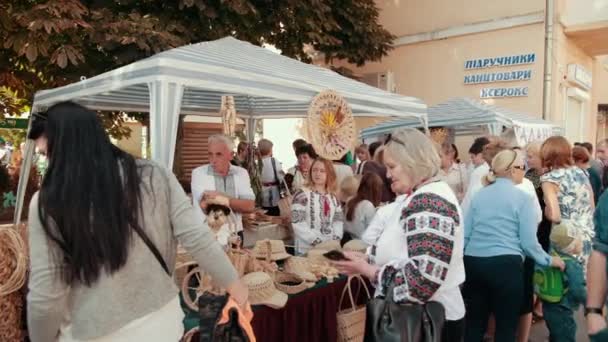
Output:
[363, 281, 446, 342]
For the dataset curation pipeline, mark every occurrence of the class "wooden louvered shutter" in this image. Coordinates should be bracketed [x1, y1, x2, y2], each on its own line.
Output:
[177, 122, 222, 187]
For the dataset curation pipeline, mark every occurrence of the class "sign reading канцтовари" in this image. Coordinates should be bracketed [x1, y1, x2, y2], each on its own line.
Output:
[463, 53, 535, 99]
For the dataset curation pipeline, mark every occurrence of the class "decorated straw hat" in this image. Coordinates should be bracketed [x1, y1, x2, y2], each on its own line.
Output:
[242, 272, 288, 309]
[284, 256, 318, 282]
[343, 240, 368, 254]
[252, 239, 291, 261]
[273, 272, 313, 295]
[312, 240, 341, 252]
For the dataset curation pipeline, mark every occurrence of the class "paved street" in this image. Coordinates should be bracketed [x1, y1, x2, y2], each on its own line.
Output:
[529, 308, 589, 342]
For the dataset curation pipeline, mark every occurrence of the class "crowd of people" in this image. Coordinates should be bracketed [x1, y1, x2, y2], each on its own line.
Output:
[21, 100, 608, 342]
[233, 128, 608, 341]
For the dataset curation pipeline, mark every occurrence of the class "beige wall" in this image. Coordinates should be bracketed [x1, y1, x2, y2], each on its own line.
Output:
[335, 0, 607, 144]
[377, 0, 544, 37]
[116, 122, 143, 157]
[548, 22, 596, 142]
[594, 57, 608, 105]
[344, 23, 546, 113]
[561, 0, 608, 26]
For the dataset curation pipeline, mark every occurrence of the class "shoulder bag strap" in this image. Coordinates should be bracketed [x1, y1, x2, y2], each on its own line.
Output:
[132, 224, 170, 276]
[271, 158, 280, 185]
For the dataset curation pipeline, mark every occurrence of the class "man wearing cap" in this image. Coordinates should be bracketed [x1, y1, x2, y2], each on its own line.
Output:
[191, 134, 255, 240]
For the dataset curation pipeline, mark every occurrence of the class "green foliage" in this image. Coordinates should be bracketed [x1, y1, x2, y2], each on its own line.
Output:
[0, 0, 394, 135]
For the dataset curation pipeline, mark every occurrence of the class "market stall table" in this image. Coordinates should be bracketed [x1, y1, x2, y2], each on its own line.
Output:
[182, 276, 371, 342]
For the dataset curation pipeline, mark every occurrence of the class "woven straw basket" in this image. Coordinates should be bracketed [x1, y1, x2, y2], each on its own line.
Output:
[0, 224, 28, 342]
[337, 275, 371, 342]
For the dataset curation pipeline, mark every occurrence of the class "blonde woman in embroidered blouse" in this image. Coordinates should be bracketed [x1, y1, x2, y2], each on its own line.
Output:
[332, 128, 466, 341]
[291, 157, 344, 255]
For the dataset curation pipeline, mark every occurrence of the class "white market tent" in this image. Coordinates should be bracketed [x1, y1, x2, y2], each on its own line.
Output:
[361, 97, 562, 144]
[15, 36, 428, 224]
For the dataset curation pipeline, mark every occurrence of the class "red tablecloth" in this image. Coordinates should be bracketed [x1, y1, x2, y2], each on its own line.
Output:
[250, 276, 371, 342]
[183, 276, 372, 342]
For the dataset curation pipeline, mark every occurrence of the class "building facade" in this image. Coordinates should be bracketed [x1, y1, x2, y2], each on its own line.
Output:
[342, 0, 608, 145]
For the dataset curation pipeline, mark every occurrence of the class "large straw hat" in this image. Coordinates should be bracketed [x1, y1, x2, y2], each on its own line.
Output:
[284, 256, 317, 282]
[242, 272, 288, 309]
[343, 240, 368, 254]
[252, 239, 291, 261]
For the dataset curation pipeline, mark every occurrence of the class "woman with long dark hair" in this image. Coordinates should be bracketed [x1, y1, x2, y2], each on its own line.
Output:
[26, 102, 247, 341]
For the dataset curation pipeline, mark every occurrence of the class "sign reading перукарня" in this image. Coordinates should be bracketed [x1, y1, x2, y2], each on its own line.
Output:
[464, 53, 536, 99]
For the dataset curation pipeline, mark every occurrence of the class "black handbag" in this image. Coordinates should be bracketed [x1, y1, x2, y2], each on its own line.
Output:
[363, 280, 446, 342]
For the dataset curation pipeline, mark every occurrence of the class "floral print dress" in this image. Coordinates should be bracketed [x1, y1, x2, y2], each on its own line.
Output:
[541, 166, 594, 263]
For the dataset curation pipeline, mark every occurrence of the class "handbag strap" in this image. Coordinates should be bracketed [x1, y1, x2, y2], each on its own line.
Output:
[271, 158, 280, 187]
[132, 224, 170, 276]
[339, 275, 372, 310]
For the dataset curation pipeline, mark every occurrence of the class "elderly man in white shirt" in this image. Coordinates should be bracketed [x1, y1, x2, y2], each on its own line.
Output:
[191, 135, 256, 243]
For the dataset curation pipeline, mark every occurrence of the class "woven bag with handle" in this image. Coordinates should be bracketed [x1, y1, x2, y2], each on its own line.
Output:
[337, 275, 371, 342]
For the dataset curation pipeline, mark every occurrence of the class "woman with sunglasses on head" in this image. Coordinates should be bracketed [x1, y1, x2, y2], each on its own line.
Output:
[332, 128, 466, 341]
[462, 149, 564, 342]
[26, 102, 248, 342]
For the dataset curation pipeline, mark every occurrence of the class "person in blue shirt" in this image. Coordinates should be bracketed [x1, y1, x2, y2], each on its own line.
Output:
[463, 149, 564, 342]
[542, 222, 586, 342]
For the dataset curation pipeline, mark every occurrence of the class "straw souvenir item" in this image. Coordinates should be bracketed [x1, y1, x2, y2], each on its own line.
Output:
[312, 239, 341, 252]
[343, 240, 368, 254]
[0, 224, 28, 342]
[242, 272, 288, 309]
[306, 249, 328, 265]
[273, 272, 311, 295]
[337, 275, 371, 342]
[284, 256, 318, 282]
[252, 239, 291, 261]
[310, 262, 339, 283]
[307, 90, 357, 160]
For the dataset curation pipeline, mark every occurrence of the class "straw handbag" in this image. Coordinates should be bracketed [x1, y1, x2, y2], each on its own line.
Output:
[278, 179, 292, 220]
[337, 275, 371, 342]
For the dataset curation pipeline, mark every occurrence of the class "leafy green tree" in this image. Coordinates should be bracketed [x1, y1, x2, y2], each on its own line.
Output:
[0, 0, 394, 138]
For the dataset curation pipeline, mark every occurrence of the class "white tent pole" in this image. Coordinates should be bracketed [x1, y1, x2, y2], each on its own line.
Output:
[147, 81, 184, 168]
[14, 110, 37, 229]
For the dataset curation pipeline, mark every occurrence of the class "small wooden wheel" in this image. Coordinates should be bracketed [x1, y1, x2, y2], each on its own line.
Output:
[181, 266, 211, 311]
[180, 266, 225, 311]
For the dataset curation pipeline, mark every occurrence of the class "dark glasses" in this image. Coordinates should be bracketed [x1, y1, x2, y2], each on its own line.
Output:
[513, 165, 526, 171]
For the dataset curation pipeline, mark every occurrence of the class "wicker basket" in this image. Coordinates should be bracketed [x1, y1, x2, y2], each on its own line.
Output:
[0, 224, 28, 342]
[337, 275, 371, 342]
[273, 272, 311, 295]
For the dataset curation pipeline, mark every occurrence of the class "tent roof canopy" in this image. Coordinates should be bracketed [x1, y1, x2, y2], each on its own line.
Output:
[33, 37, 427, 119]
[361, 97, 560, 139]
